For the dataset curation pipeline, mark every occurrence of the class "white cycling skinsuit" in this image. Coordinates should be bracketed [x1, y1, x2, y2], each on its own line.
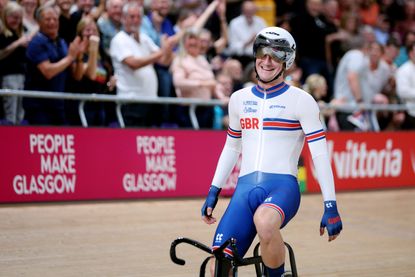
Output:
[209, 82, 338, 257]
[211, 82, 336, 201]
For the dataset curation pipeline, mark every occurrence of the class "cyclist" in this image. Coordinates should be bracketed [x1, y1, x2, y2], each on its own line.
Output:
[201, 26, 343, 277]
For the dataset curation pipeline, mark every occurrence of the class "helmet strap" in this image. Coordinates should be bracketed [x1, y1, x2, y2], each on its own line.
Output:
[254, 60, 286, 84]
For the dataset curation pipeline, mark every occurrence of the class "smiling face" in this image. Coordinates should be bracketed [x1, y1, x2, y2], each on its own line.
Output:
[255, 49, 284, 86]
[38, 6, 59, 39]
[107, 0, 123, 24]
[122, 4, 142, 33]
[81, 19, 98, 39]
[152, 0, 171, 17]
[56, 0, 73, 14]
[184, 33, 201, 57]
[5, 10, 23, 31]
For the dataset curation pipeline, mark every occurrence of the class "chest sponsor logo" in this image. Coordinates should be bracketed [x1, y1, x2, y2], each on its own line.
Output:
[269, 104, 286, 109]
[244, 107, 258, 113]
[240, 118, 259, 129]
[243, 100, 258, 106]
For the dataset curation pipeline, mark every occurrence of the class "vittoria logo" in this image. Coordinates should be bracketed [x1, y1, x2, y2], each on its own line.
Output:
[327, 139, 402, 178]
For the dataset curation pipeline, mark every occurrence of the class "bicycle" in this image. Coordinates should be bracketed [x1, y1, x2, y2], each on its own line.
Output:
[170, 237, 298, 277]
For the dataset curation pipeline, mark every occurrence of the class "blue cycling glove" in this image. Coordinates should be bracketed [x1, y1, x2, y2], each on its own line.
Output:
[201, 186, 222, 217]
[320, 200, 343, 237]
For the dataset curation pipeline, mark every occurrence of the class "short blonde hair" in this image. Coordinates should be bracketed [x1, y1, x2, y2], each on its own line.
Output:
[304, 73, 326, 93]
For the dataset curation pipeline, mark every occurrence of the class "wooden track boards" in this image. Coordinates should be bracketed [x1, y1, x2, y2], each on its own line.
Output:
[1, 188, 414, 276]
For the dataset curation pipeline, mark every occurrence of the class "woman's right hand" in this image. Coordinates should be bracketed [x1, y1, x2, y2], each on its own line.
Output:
[88, 35, 100, 53]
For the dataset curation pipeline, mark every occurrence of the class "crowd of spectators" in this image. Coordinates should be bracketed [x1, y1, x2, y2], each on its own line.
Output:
[0, 0, 414, 130]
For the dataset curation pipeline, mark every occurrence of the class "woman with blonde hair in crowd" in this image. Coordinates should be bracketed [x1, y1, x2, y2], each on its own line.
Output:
[171, 27, 218, 128]
[0, 0, 8, 32]
[303, 73, 340, 131]
[0, 1, 31, 124]
[17, 0, 39, 35]
[68, 15, 114, 126]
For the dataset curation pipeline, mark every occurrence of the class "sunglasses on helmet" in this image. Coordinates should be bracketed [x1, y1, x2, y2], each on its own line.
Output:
[255, 46, 291, 63]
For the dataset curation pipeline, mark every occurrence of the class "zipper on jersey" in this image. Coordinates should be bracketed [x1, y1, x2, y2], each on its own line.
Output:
[254, 88, 267, 175]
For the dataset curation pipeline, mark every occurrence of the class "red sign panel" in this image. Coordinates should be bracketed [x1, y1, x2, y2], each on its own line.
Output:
[304, 132, 415, 192]
[0, 126, 228, 203]
[1, 127, 414, 203]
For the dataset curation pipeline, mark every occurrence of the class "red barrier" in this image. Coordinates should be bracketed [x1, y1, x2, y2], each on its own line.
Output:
[0, 126, 414, 203]
[0, 126, 226, 203]
[304, 132, 415, 192]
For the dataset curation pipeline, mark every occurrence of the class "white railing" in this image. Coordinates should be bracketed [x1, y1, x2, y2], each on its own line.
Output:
[0, 89, 223, 129]
[1, 89, 414, 131]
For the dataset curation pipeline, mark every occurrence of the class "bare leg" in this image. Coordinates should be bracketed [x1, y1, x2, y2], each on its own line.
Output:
[254, 206, 285, 268]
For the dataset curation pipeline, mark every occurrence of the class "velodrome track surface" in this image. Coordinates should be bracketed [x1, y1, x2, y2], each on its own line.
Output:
[1, 188, 414, 276]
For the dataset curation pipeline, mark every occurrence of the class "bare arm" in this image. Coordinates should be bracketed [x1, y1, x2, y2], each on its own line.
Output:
[348, 71, 363, 102]
[90, 0, 106, 21]
[325, 35, 334, 72]
[38, 37, 84, 80]
[38, 56, 76, 80]
[213, 0, 228, 54]
[72, 54, 85, 81]
[123, 51, 163, 70]
[84, 35, 99, 80]
[172, 0, 220, 45]
[193, 0, 219, 30]
[157, 35, 175, 66]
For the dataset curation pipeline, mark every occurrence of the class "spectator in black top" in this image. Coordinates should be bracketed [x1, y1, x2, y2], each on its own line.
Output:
[71, 16, 114, 126]
[0, 1, 31, 124]
[290, 0, 337, 87]
[65, 0, 105, 44]
[56, 0, 75, 45]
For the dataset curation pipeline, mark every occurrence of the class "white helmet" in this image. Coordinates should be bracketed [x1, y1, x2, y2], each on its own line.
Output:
[253, 27, 296, 69]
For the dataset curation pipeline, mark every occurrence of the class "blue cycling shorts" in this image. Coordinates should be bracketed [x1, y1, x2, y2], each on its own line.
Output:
[211, 171, 301, 258]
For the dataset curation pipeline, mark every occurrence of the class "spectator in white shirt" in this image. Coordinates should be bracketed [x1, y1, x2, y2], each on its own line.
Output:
[396, 42, 415, 129]
[226, 0, 266, 66]
[109, 2, 174, 127]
